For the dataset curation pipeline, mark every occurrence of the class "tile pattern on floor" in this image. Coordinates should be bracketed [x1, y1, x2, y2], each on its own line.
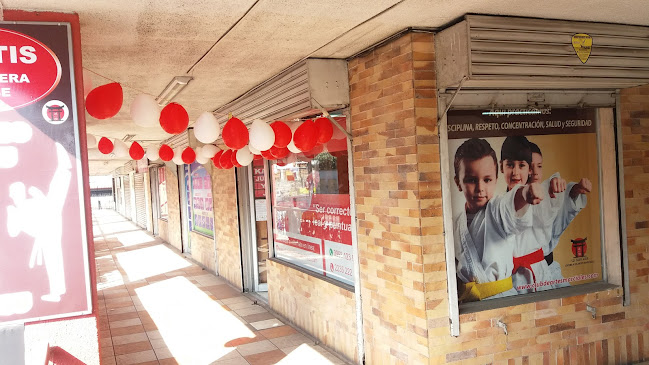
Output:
[93, 209, 348, 365]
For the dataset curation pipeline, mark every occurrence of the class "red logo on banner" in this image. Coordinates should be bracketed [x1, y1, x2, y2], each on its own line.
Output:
[0, 28, 62, 111]
[571, 237, 587, 258]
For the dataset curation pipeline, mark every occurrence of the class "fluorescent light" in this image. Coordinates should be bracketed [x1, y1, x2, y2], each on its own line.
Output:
[156, 76, 194, 106]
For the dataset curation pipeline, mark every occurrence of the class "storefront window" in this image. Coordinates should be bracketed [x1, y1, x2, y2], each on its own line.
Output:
[270, 118, 354, 286]
[158, 167, 168, 220]
[188, 162, 214, 237]
[447, 108, 603, 305]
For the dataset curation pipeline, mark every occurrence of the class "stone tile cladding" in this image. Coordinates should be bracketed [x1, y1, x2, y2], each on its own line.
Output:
[210, 167, 243, 289]
[268, 260, 358, 362]
[349, 32, 649, 364]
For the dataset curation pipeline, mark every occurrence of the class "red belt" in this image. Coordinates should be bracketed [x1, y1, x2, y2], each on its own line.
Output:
[512, 248, 545, 291]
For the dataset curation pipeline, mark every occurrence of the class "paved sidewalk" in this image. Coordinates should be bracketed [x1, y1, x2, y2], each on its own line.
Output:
[93, 209, 348, 365]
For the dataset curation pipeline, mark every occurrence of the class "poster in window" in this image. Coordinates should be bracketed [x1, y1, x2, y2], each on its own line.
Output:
[271, 118, 354, 286]
[190, 162, 214, 237]
[447, 108, 602, 303]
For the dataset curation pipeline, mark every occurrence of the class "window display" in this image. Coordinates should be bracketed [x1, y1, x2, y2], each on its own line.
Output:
[271, 118, 354, 285]
[447, 109, 603, 303]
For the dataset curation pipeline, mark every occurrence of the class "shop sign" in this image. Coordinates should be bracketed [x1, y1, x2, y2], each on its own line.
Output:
[0, 22, 91, 324]
[0, 28, 62, 111]
[447, 108, 602, 303]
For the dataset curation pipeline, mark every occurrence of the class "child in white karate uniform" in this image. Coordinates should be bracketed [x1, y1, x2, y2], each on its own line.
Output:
[528, 142, 591, 290]
[453, 138, 545, 302]
[501, 137, 590, 293]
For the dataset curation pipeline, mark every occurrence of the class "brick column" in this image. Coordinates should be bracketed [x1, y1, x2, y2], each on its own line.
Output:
[349, 32, 438, 364]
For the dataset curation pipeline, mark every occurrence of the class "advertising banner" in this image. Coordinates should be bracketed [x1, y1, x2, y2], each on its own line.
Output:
[447, 108, 602, 303]
[272, 152, 354, 286]
[0, 22, 91, 324]
[189, 162, 214, 237]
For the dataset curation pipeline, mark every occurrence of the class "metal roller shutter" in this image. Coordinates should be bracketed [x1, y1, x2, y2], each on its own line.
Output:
[134, 173, 147, 228]
[123, 176, 132, 219]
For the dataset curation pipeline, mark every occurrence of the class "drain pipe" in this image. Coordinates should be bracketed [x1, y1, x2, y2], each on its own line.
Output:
[344, 111, 365, 365]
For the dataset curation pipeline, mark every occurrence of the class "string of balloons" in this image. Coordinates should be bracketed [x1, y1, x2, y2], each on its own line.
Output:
[83, 71, 345, 169]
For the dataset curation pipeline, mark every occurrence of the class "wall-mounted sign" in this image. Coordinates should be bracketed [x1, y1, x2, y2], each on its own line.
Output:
[572, 33, 592, 64]
[0, 22, 91, 324]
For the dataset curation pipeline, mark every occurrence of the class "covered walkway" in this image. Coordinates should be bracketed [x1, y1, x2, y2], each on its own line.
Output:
[93, 209, 348, 365]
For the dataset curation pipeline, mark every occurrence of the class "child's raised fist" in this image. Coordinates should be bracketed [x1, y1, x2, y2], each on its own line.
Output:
[570, 178, 592, 199]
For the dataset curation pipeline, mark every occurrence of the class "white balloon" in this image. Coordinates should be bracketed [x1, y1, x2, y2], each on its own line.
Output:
[248, 144, 260, 155]
[194, 112, 220, 144]
[196, 154, 210, 164]
[236, 146, 254, 166]
[248, 119, 275, 152]
[146, 146, 160, 161]
[113, 139, 129, 158]
[201, 144, 219, 158]
[172, 147, 184, 165]
[87, 134, 97, 148]
[195, 146, 203, 158]
[287, 140, 300, 153]
[130, 94, 160, 128]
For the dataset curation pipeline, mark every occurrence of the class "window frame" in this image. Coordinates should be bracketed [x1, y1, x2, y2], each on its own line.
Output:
[438, 105, 627, 335]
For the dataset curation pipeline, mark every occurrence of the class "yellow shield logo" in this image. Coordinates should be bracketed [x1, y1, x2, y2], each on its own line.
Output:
[572, 33, 593, 64]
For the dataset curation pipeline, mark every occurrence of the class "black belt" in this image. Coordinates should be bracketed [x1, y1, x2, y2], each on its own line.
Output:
[544, 252, 553, 266]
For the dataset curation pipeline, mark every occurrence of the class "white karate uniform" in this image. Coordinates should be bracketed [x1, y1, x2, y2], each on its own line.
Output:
[512, 176, 587, 293]
[455, 185, 532, 300]
[544, 181, 587, 289]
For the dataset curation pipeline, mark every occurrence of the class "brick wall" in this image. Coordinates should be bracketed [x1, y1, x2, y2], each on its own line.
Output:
[349, 32, 431, 364]
[349, 31, 649, 364]
[268, 261, 358, 362]
[211, 167, 243, 289]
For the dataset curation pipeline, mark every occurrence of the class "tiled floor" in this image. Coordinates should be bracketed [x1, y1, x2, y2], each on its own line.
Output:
[93, 209, 348, 365]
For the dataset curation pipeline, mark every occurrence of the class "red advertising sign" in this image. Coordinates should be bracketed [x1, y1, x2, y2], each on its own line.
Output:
[252, 159, 266, 199]
[0, 22, 91, 324]
[0, 28, 62, 111]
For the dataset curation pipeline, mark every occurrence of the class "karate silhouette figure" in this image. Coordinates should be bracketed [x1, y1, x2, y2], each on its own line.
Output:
[7, 142, 72, 302]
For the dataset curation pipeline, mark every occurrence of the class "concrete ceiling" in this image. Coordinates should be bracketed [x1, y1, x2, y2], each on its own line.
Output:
[3, 0, 648, 175]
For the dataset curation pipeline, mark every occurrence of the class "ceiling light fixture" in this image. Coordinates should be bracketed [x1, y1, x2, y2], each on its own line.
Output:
[156, 76, 194, 106]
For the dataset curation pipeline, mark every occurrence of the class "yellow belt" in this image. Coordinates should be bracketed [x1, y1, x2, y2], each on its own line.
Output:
[458, 276, 513, 302]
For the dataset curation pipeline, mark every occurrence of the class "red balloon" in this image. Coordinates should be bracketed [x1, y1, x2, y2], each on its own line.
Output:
[98, 137, 114, 154]
[222, 117, 249, 149]
[159, 103, 189, 134]
[327, 137, 347, 153]
[271, 121, 292, 148]
[260, 149, 275, 160]
[129, 141, 145, 160]
[86, 83, 123, 120]
[220, 149, 234, 169]
[159, 144, 174, 161]
[212, 150, 224, 169]
[314, 117, 334, 144]
[253, 154, 263, 160]
[293, 120, 318, 152]
[231, 150, 242, 167]
[181, 147, 196, 164]
[270, 146, 289, 159]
